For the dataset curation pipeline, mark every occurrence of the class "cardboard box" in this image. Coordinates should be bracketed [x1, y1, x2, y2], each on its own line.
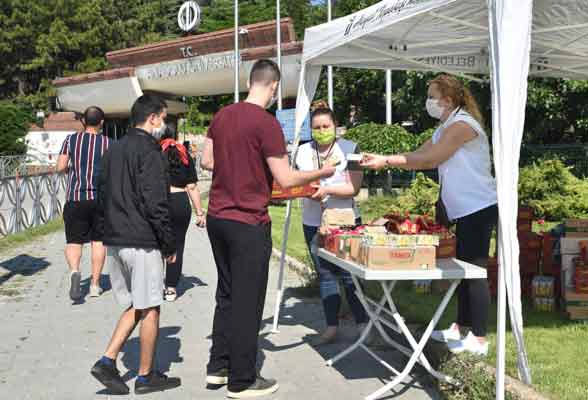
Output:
[321, 208, 357, 227]
[532, 276, 555, 298]
[437, 237, 457, 258]
[564, 232, 588, 238]
[271, 182, 317, 200]
[564, 218, 588, 230]
[560, 238, 588, 290]
[335, 234, 362, 261]
[564, 290, 588, 307]
[518, 206, 534, 221]
[519, 232, 542, 250]
[567, 307, 588, 320]
[517, 219, 533, 233]
[533, 297, 556, 312]
[358, 244, 436, 270]
[349, 236, 362, 262]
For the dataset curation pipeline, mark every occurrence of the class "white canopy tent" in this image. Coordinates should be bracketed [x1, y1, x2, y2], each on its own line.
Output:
[271, 0, 588, 398]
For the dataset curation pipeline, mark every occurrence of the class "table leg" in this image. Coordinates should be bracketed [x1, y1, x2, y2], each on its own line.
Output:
[365, 279, 460, 400]
[326, 279, 390, 367]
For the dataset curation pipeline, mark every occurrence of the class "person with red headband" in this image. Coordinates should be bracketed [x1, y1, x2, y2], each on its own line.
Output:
[160, 129, 206, 302]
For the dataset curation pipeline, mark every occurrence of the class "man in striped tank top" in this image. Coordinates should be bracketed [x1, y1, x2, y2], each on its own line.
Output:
[57, 106, 110, 301]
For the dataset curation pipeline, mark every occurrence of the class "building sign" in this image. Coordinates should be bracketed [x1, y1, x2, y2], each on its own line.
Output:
[137, 53, 242, 80]
[344, 0, 417, 36]
[415, 55, 487, 70]
[178, 1, 201, 33]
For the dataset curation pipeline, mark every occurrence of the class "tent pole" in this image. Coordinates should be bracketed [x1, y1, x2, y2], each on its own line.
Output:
[271, 0, 286, 334]
[327, 0, 334, 109]
[386, 69, 392, 124]
[496, 227, 506, 400]
[234, 0, 239, 103]
[272, 199, 293, 333]
[276, 0, 283, 110]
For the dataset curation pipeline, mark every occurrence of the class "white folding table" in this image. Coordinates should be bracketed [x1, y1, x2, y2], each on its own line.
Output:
[318, 249, 487, 400]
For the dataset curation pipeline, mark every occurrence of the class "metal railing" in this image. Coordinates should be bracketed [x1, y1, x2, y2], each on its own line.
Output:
[0, 171, 67, 237]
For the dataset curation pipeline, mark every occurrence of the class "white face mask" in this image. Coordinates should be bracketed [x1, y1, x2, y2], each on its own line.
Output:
[152, 122, 166, 140]
[426, 98, 445, 120]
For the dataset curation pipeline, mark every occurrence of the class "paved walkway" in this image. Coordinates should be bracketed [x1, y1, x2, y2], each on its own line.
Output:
[0, 219, 440, 399]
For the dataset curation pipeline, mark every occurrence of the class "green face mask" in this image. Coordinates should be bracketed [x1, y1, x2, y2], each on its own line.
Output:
[312, 128, 336, 145]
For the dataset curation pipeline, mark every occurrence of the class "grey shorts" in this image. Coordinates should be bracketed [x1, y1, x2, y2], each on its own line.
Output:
[107, 247, 164, 310]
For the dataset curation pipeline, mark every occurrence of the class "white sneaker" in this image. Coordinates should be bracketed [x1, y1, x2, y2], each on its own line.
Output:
[447, 332, 489, 356]
[430, 323, 461, 343]
[89, 285, 103, 297]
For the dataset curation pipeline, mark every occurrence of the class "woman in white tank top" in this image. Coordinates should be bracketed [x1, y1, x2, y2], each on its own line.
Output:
[362, 75, 497, 357]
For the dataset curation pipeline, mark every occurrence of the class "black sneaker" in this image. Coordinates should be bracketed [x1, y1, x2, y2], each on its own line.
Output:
[90, 360, 129, 395]
[227, 376, 279, 398]
[134, 371, 181, 395]
[206, 368, 228, 385]
[69, 271, 81, 300]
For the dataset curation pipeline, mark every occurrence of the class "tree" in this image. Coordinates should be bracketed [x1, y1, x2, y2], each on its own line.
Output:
[0, 102, 33, 155]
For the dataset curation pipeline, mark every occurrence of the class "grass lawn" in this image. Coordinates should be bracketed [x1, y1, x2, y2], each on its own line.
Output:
[0, 218, 64, 254]
[268, 198, 588, 400]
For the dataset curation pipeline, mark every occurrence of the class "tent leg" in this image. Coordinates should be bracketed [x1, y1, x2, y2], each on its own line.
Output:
[271, 199, 293, 333]
[496, 236, 506, 400]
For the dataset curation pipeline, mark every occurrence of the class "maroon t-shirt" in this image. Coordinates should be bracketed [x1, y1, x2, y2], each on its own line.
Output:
[207, 102, 287, 225]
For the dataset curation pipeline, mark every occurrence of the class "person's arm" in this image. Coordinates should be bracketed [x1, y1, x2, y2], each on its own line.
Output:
[361, 122, 477, 170]
[267, 154, 335, 188]
[138, 149, 176, 260]
[312, 170, 363, 200]
[186, 183, 206, 227]
[56, 136, 70, 172]
[200, 137, 214, 171]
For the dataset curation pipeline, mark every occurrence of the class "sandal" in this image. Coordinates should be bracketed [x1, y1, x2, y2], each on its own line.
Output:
[164, 288, 177, 302]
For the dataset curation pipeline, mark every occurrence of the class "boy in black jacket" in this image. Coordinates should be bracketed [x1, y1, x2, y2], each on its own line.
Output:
[90, 95, 180, 395]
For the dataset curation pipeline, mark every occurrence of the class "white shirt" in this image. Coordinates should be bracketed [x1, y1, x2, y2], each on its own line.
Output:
[432, 108, 497, 220]
[295, 138, 360, 227]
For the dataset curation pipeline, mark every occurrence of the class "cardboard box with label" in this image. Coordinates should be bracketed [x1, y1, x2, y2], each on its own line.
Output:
[564, 291, 588, 320]
[358, 244, 436, 270]
[560, 238, 588, 290]
[321, 208, 357, 227]
[271, 181, 317, 200]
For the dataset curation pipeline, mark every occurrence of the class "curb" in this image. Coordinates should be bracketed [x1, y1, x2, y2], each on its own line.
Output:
[481, 364, 551, 400]
[270, 248, 315, 285]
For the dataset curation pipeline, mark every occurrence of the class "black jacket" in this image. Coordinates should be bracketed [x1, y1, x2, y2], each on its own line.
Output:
[98, 128, 175, 256]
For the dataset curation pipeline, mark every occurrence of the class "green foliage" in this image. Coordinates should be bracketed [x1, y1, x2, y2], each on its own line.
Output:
[388, 172, 439, 216]
[518, 158, 588, 220]
[438, 354, 520, 400]
[0, 102, 34, 155]
[344, 123, 417, 155]
[360, 173, 439, 218]
[179, 97, 213, 135]
[416, 127, 435, 146]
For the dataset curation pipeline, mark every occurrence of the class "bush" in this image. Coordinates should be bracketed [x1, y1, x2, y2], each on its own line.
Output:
[438, 354, 520, 400]
[416, 127, 435, 147]
[359, 173, 439, 220]
[518, 158, 588, 220]
[0, 102, 33, 155]
[344, 123, 418, 155]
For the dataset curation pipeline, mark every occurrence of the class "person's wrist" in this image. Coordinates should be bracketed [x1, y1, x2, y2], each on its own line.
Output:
[196, 210, 205, 216]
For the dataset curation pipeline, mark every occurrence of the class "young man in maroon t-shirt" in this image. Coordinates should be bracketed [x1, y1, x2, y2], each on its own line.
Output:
[200, 59, 335, 398]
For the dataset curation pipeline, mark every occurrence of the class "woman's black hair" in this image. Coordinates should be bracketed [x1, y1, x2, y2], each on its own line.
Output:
[161, 128, 184, 174]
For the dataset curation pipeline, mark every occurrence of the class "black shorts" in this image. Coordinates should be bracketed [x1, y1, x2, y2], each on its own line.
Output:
[63, 200, 103, 244]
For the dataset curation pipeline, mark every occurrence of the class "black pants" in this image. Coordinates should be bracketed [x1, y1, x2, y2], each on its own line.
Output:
[206, 215, 272, 392]
[165, 192, 191, 288]
[455, 204, 498, 337]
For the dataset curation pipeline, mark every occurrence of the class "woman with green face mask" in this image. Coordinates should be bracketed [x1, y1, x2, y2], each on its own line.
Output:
[295, 101, 368, 346]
